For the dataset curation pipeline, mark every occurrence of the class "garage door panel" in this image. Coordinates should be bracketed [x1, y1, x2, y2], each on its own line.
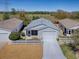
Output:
[42, 31, 58, 42]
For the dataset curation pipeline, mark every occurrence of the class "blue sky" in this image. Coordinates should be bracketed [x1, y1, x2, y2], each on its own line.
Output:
[0, 0, 79, 11]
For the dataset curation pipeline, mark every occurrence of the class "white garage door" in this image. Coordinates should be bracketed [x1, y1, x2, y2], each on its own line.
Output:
[0, 33, 9, 42]
[42, 31, 66, 59]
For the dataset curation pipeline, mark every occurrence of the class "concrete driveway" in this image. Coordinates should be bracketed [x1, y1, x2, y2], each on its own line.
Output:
[42, 31, 66, 59]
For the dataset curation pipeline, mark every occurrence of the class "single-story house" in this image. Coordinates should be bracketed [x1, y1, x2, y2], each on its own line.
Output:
[23, 18, 59, 39]
[0, 18, 23, 41]
[23, 18, 66, 59]
[59, 18, 79, 36]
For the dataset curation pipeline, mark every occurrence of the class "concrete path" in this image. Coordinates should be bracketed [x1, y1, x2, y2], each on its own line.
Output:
[42, 32, 66, 59]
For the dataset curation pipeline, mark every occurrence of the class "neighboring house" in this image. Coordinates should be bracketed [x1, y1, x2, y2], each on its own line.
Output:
[23, 18, 59, 39]
[0, 18, 23, 41]
[59, 19, 79, 36]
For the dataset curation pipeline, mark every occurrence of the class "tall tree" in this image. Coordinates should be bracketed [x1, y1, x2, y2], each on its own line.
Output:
[11, 8, 16, 15]
[19, 11, 30, 26]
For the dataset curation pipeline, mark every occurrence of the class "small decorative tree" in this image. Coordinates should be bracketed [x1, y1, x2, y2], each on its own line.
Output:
[9, 32, 20, 41]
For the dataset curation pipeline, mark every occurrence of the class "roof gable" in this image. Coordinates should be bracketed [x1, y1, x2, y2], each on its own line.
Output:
[25, 18, 58, 31]
[59, 19, 79, 29]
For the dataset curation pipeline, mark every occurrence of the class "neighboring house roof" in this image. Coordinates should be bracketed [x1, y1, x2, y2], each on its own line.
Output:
[24, 18, 58, 31]
[0, 18, 23, 31]
[59, 19, 79, 29]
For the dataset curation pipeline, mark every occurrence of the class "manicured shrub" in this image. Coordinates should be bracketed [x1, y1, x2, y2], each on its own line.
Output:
[9, 32, 20, 41]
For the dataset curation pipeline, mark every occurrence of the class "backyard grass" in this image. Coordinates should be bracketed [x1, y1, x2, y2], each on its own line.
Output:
[0, 44, 42, 59]
[0, 13, 58, 22]
[26, 14, 58, 22]
[61, 44, 76, 59]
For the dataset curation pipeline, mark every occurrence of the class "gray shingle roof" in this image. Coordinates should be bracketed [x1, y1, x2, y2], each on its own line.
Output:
[59, 19, 79, 29]
[25, 18, 58, 31]
[0, 18, 23, 31]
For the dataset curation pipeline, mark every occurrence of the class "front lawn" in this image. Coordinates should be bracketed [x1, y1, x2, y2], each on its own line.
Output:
[61, 44, 76, 59]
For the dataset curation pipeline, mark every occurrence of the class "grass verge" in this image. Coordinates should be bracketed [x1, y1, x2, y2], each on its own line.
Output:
[61, 44, 76, 59]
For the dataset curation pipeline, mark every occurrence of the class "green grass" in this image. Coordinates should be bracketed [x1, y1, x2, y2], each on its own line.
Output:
[61, 44, 76, 59]
[0, 14, 3, 20]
